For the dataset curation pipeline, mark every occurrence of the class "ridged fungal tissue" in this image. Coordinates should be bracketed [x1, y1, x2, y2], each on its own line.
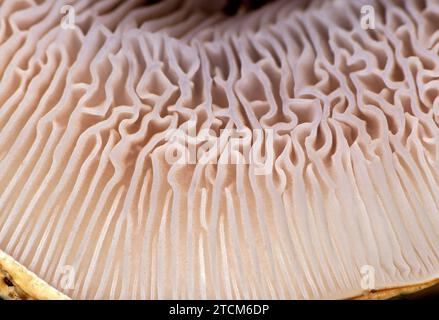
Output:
[0, 0, 439, 300]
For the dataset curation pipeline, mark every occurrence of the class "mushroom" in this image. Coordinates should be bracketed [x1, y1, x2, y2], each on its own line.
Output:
[0, 0, 439, 300]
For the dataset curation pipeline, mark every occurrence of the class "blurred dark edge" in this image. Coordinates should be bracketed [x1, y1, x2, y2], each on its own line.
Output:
[392, 281, 439, 300]
[144, 0, 279, 15]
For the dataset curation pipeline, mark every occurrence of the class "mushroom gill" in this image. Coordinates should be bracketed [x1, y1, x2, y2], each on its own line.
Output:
[0, 0, 439, 300]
